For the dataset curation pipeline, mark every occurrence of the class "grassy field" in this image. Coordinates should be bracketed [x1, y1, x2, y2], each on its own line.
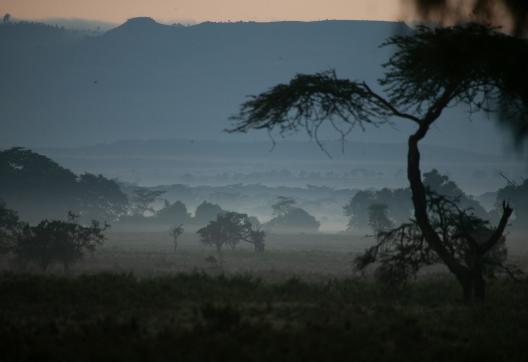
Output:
[66, 231, 527, 280]
[70, 232, 369, 280]
[1, 231, 527, 361]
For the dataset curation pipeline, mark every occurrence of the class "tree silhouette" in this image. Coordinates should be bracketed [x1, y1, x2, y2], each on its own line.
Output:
[0, 200, 22, 254]
[15, 212, 107, 272]
[344, 188, 412, 231]
[197, 212, 265, 254]
[156, 200, 191, 225]
[170, 224, 184, 252]
[77, 173, 128, 222]
[131, 188, 165, 216]
[265, 197, 320, 233]
[229, 24, 524, 301]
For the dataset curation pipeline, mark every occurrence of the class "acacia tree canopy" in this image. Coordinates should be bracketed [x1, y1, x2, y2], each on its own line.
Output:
[197, 212, 265, 253]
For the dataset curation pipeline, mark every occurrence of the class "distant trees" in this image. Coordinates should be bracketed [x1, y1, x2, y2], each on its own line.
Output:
[170, 224, 184, 251]
[0, 148, 128, 223]
[130, 188, 165, 216]
[115, 198, 227, 232]
[264, 197, 320, 233]
[368, 204, 393, 233]
[344, 170, 487, 231]
[271, 196, 297, 217]
[3, 13, 11, 24]
[0, 200, 22, 254]
[422, 170, 488, 218]
[77, 173, 128, 221]
[193, 201, 225, 226]
[344, 188, 412, 231]
[197, 212, 265, 254]
[0, 202, 108, 272]
[496, 179, 528, 230]
[156, 201, 191, 225]
[15, 213, 107, 272]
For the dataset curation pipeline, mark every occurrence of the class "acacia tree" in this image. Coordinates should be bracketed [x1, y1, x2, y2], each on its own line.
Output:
[228, 24, 527, 302]
[197, 212, 265, 254]
[265, 196, 320, 233]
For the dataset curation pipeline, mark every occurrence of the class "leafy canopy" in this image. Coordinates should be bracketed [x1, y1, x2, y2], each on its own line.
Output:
[15, 212, 108, 271]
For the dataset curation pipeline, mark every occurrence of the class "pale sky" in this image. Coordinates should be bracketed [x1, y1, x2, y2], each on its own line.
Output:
[1, 0, 406, 24]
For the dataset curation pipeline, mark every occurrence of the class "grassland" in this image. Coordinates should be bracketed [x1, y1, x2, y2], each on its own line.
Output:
[1, 231, 527, 361]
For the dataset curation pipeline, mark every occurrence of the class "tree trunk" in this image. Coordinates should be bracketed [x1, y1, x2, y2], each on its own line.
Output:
[469, 252, 486, 302]
[460, 273, 486, 303]
[407, 128, 474, 302]
[473, 274, 486, 301]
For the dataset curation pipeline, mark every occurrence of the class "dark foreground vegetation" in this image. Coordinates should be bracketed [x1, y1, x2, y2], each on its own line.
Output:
[1, 272, 528, 362]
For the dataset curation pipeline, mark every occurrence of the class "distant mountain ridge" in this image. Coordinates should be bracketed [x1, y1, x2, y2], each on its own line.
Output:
[0, 18, 514, 155]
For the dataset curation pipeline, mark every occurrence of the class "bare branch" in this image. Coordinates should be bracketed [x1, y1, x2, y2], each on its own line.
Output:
[362, 82, 422, 124]
[480, 201, 513, 254]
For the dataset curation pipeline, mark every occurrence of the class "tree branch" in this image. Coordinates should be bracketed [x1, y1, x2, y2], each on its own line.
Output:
[480, 201, 513, 254]
[362, 82, 422, 124]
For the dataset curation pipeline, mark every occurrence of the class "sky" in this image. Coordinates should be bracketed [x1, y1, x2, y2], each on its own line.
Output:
[1, 0, 405, 24]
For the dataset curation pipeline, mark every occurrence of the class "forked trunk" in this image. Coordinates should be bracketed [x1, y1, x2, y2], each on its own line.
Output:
[407, 129, 480, 302]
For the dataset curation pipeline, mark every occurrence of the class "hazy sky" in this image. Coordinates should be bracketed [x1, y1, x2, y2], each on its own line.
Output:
[2, 0, 405, 24]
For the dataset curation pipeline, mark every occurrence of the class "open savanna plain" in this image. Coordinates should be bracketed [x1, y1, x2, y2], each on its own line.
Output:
[1, 231, 528, 362]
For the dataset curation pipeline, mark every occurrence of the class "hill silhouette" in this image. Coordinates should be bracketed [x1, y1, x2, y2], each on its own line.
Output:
[0, 19, 512, 155]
